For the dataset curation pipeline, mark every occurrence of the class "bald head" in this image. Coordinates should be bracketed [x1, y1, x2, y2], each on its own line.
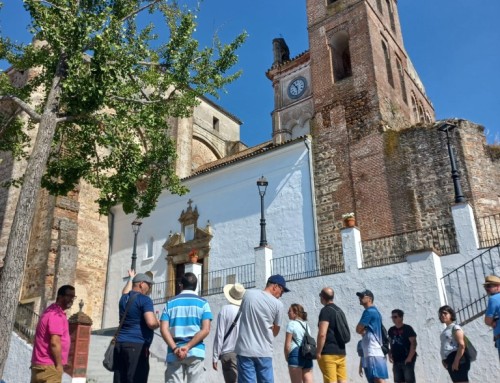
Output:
[320, 287, 334, 303]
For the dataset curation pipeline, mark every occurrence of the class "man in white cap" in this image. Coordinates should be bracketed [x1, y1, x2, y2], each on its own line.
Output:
[484, 275, 500, 361]
[212, 283, 246, 383]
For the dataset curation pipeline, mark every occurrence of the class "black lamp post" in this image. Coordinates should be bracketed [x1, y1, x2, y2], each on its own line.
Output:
[131, 220, 142, 271]
[437, 121, 466, 203]
[256, 176, 269, 247]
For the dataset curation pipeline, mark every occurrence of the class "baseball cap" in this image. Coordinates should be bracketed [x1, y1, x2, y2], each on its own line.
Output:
[356, 289, 374, 300]
[133, 273, 153, 285]
[267, 274, 290, 292]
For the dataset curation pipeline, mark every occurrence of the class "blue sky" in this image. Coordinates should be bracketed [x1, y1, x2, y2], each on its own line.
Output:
[1, 1, 499, 146]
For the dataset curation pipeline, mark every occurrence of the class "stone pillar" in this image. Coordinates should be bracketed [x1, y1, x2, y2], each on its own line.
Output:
[184, 262, 202, 295]
[340, 227, 362, 271]
[254, 246, 273, 289]
[451, 202, 479, 255]
[65, 304, 93, 383]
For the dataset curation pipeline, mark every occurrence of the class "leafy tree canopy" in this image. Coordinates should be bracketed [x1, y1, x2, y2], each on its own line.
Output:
[0, 0, 246, 218]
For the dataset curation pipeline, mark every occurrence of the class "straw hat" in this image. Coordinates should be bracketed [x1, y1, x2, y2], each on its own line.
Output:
[223, 283, 246, 306]
[483, 275, 500, 286]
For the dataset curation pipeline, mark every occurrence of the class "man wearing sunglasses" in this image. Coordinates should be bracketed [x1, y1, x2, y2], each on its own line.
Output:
[387, 309, 417, 383]
[235, 274, 289, 383]
[484, 275, 500, 361]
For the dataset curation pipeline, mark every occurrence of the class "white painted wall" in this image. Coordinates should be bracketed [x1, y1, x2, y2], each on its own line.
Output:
[103, 138, 316, 328]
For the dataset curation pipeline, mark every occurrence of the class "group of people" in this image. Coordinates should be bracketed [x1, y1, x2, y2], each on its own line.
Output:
[28, 271, 500, 383]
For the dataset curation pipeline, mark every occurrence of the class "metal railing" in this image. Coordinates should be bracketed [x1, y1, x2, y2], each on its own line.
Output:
[14, 304, 39, 343]
[362, 223, 458, 268]
[477, 213, 500, 249]
[271, 247, 344, 282]
[441, 243, 500, 325]
[150, 279, 178, 305]
[201, 263, 255, 296]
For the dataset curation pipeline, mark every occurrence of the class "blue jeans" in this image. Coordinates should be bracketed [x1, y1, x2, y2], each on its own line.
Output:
[237, 355, 274, 383]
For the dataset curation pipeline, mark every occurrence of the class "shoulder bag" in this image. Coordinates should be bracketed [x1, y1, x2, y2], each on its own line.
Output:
[103, 292, 139, 371]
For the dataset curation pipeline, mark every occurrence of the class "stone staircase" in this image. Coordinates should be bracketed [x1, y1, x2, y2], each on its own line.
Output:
[87, 335, 166, 383]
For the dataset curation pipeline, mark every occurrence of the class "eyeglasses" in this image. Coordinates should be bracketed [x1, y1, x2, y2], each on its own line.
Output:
[439, 312, 450, 316]
[65, 294, 77, 300]
[484, 285, 497, 289]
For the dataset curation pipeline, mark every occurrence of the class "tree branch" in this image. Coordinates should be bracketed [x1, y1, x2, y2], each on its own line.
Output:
[0, 96, 41, 122]
[34, 0, 70, 12]
[110, 96, 161, 105]
[120, 0, 163, 23]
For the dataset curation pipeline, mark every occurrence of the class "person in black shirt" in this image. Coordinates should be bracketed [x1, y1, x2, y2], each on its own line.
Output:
[316, 287, 349, 383]
[388, 309, 417, 383]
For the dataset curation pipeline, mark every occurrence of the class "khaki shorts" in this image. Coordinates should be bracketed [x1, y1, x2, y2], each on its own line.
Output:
[31, 365, 63, 383]
[318, 354, 347, 383]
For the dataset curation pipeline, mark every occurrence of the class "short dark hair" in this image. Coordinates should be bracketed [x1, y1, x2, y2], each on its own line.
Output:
[392, 309, 404, 318]
[181, 272, 198, 291]
[57, 285, 75, 297]
[438, 305, 457, 321]
[320, 288, 334, 301]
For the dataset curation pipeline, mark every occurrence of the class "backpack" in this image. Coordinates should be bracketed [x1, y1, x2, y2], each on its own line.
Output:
[331, 305, 351, 345]
[380, 324, 390, 355]
[293, 321, 317, 360]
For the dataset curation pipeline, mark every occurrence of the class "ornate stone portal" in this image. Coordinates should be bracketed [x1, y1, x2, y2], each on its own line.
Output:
[163, 199, 212, 295]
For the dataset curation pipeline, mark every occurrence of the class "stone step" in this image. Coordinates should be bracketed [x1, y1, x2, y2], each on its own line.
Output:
[86, 335, 166, 383]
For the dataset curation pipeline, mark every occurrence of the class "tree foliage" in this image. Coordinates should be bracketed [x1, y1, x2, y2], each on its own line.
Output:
[0, 0, 246, 218]
[0, 0, 246, 374]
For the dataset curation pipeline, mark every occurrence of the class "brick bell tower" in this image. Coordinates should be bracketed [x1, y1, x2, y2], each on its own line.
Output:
[305, 0, 435, 248]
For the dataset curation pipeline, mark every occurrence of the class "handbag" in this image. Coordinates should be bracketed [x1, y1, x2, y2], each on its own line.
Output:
[103, 292, 139, 371]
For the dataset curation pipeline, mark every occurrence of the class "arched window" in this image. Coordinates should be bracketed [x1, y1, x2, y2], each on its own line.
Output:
[381, 40, 394, 87]
[418, 103, 424, 123]
[330, 31, 352, 82]
[386, 0, 396, 32]
[396, 58, 407, 104]
[146, 237, 154, 259]
[411, 94, 418, 122]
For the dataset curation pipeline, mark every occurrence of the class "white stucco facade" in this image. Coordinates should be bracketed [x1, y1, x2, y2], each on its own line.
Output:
[102, 137, 317, 327]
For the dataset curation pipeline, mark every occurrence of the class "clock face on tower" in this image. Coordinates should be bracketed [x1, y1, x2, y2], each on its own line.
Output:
[287, 76, 307, 99]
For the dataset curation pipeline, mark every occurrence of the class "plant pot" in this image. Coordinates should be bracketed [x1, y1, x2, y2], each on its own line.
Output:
[344, 218, 356, 228]
[189, 255, 199, 263]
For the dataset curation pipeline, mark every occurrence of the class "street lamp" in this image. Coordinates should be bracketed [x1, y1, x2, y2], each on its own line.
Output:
[256, 176, 269, 247]
[131, 220, 142, 271]
[437, 121, 466, 203]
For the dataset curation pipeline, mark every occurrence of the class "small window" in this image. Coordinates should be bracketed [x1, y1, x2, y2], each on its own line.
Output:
[396, 58, 407, 104]
[327, 0, 339, 4]
[386, 0, 396, 32]
[411, 94, 418, 122]
[376, 0, 383, 13]
[184, 224, 195, 242]
[213, 117, 219, 131]
[382, 40, 394, 87]
[146, 237, 154, 259]
[330, 31, 352, 82]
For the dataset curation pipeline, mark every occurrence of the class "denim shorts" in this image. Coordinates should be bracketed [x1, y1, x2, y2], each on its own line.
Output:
[363, 356, 389, 380]
[287, 347, 313, 369]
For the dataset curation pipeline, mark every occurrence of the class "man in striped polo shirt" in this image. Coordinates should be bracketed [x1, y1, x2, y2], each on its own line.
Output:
[160, 272, 213, 382]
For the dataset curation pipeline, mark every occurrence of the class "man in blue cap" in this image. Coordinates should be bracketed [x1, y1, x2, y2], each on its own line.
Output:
[235, 274, 289, 383]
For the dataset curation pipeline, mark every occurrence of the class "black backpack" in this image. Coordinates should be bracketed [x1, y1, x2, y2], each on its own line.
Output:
[293, 321, 317, 360]
[380, 324, 390, 355]
[331, 305, 351, 345]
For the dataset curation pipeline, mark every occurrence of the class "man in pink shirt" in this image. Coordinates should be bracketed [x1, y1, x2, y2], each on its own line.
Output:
[31, 285, 75, 383]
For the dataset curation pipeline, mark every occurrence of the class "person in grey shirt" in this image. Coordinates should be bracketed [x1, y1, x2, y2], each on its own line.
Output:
[235, 274, 289, 383]
[213, 283, 246, 383]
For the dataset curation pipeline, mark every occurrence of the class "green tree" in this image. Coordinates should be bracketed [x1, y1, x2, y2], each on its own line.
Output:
[0, 0, 246, 373]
